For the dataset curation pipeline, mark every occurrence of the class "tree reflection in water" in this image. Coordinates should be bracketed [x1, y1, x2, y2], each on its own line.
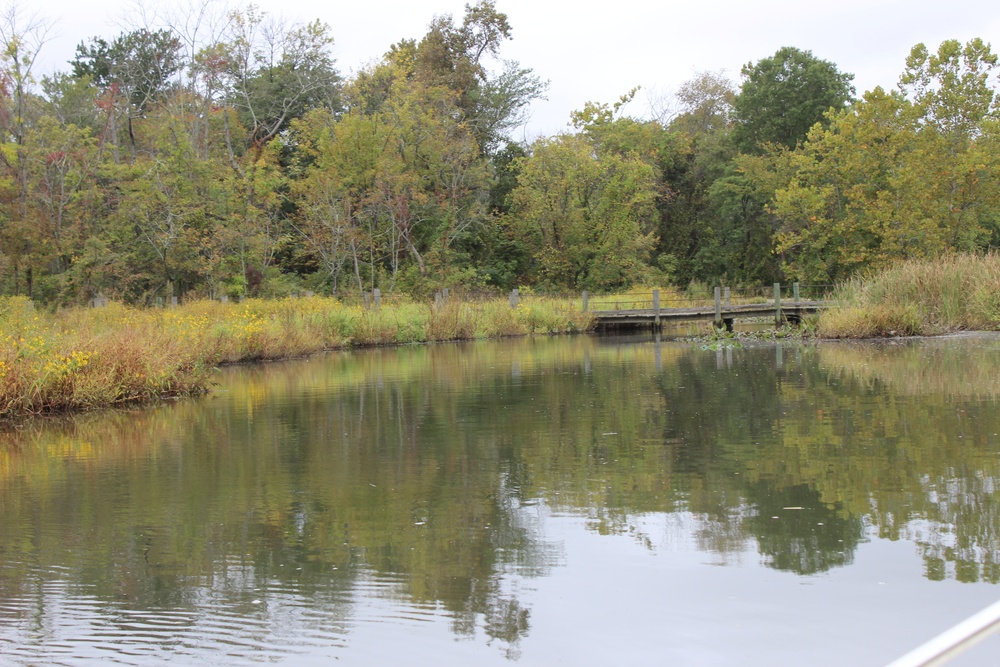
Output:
[1, 334, 999, 659]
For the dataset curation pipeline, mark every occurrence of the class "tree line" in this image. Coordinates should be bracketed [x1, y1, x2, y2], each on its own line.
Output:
[0, 1, 998, 304]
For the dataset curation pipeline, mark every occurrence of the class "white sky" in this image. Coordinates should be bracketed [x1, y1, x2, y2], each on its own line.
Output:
[25, 0, 1000, 139]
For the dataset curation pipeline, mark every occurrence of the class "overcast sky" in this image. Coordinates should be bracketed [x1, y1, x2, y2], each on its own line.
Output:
[25, 0, 1000, 139]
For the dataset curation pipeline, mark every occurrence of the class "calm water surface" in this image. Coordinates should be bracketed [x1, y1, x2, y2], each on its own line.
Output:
[2, 334, 1000, 666]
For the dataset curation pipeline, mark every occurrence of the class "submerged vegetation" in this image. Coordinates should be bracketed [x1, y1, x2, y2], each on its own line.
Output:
[0, 295, 590, 418]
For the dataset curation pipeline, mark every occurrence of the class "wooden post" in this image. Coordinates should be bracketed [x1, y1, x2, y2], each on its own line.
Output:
[435, 291, 442, 308]
[714, 286, 722, 328]
[442, 288, 449, 304]
[510, 288, 519, 309]
[793, 282, 800, 303]
[171, 296, 178, 308]
[582, 290, 589, 312]
[774, 282, 782, 326]
[652, 289, 661, 329]
[221, 295, 229, 304]
[374, 287, 381, 310]
[363, 291, 370, 309]
[724, 286, 731, 307]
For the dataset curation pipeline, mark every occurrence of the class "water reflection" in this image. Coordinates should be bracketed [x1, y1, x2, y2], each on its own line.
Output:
[1, 334, 1000, 663]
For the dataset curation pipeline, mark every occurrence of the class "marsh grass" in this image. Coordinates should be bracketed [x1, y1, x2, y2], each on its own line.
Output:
[818, 253, 1000, 337]
[0, 295, 592, 418]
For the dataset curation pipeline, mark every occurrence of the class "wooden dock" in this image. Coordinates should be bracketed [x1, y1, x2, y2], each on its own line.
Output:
[583, 284, 830, 331]
[592, 300, 827, 330]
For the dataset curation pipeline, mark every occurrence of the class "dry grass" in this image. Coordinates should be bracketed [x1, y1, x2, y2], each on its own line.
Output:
[817, 253, 1000, 338]
[0, 295, 593, 418]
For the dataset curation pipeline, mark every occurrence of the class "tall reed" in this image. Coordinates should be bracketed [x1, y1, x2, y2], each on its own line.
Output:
[817, 253, 1000, 337]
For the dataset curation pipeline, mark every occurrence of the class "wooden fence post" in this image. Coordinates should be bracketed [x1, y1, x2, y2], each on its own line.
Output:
[374, 287, 381, 310]
[714, 286, 722, 328]
[793, 282, 800, 303]
[724, 286, 731, 307]
[509, 288, 519, 309]
[582, 290, 588, 312]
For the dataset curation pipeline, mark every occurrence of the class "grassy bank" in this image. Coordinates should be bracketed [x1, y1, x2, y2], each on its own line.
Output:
[0, 295, 592, 418]
[817, 253, 1000, 337]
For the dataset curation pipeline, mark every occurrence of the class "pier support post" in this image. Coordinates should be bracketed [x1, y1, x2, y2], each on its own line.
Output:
[774, 283, 782, 326]
[653, 289, 661, 330]
[714, 287, 722, 329]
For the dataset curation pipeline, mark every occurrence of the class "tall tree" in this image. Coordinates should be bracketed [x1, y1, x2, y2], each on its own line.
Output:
[505, 134, 658, 291]
[71, 28, 183, 160]
[773, 40, 1000, 283]
[899, 38, 998, 141]
[0, 4, 53, 296]
[72, 29, 183, 111]
[209, 7, 341, 150]
[409, 1, 545, 155]
[670, 69, 735, 137]
[732, 46, 854, 153]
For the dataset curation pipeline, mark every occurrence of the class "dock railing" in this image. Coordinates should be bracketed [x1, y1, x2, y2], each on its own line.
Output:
[577, 283, 835, 313]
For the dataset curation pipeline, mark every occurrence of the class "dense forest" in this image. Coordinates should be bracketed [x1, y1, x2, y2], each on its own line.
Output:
[0, 1, 998, 304]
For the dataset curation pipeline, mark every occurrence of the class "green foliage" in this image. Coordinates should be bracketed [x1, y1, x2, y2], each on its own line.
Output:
[0, 13, 996, 307]
[732, 46, 855, 153]
[407, 0, 545, 155]
[71, 29, 182, 110]
[774, 40, 1000, 282]
[504, 134, 657, 291]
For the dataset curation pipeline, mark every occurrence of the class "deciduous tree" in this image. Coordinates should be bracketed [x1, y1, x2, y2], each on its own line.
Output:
[732, 46, 854, 153]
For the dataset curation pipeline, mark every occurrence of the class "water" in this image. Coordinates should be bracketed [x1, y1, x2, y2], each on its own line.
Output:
[2, 334, 1000, 666]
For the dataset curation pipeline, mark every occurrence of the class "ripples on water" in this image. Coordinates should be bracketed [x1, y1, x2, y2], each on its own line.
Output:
[2, 335, 1000, 665]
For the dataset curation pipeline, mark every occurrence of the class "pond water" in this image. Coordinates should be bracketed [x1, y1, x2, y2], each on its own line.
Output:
[2, 334, 1000, 666]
